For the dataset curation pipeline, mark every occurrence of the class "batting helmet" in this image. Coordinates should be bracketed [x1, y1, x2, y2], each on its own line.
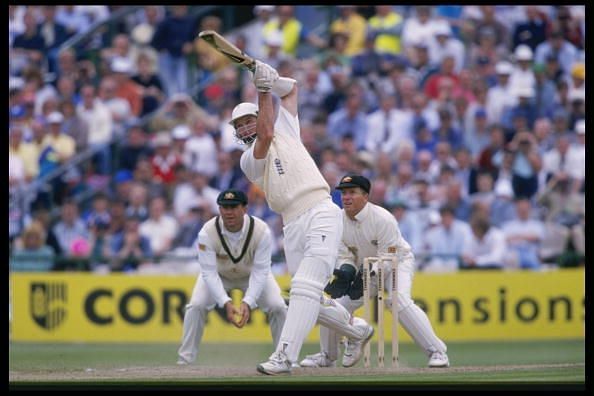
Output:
[229, 102, 258, 126]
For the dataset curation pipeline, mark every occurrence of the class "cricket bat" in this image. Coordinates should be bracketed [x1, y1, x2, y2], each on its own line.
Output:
[198, 30, 256, 72]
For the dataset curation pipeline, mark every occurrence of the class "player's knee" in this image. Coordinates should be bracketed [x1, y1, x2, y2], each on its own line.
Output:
[185, 303, 208, 315]
[386, 292, 413, 312]
[266, 295, 288, 313]
[290, 276, 325, 301]
[267, 303, 288, 319]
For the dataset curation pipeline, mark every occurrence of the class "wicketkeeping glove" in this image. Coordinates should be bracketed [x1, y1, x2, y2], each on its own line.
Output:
[253, 60, 279, 92]
[346, 270, 364, 300]
[324, 264, 356, 299]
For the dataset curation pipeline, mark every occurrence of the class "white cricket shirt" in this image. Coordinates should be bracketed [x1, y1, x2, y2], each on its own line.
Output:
[196, 214, 272, 309]
[240, 106, 330, 224]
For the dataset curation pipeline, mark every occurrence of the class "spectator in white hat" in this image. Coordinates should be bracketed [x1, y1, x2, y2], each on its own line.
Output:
[262, 29, 289, 70]
[565, 119, 585, 191]
[428, 20, 465, 73]
[490, 179, 516, 228]
[509, 44, 536, 92]
[402, 6, 438, 59]
[240, 6, 276, 60]
[171, 124, 191, 159]
[486, 61, 515, 124]
[42, 111, 75, 163]
[110, 56, 143, 118]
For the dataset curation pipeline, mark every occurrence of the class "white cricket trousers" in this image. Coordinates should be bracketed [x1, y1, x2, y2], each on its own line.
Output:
[177, 272, 287, 363]
[274, 198, 343, 363]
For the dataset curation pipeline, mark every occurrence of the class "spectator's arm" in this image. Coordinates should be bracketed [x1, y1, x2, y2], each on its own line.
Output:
[306, 32, 327, 49]
[474, 230, 506, 267]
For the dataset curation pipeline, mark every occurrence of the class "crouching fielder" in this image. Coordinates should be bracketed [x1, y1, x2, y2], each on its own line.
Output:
[177, 189, 287, 365]
[300, 174, 450, 369]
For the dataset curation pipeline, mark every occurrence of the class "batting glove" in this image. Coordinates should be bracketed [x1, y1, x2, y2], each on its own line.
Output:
[253, 60, 279, 92]
[324, 264, 356, 299]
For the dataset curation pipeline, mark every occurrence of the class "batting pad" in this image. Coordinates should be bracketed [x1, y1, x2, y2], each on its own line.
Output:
[275, 257, 327, 362]
[318, 296, 368, 340]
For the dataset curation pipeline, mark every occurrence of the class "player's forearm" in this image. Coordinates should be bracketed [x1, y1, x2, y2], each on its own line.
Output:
[244, 240, 271, 308]
[243, 267, 268, 309]
[253, 92, 274, 159]
[201, 269, 231, 308]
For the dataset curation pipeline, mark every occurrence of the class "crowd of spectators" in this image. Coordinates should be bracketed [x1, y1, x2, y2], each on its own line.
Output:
[9, 5, 585, 274]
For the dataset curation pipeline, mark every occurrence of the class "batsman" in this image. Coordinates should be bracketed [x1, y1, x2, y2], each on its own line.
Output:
[227, 59, 374, 374]
[300, 174, 450, 368]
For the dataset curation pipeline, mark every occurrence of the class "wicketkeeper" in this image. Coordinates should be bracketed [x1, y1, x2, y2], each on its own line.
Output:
[300, 174, 450, 368]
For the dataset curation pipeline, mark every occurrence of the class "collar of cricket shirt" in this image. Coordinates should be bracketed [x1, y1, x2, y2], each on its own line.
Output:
[353, 202, 371, 223]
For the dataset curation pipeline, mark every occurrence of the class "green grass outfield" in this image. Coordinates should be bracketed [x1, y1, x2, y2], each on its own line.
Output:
[9, 339, 585, 390]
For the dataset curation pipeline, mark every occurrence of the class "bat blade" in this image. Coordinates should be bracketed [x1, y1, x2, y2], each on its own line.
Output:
[199, 30, 256, 72]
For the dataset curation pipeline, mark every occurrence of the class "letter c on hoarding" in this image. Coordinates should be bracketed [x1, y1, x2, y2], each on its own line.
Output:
[85, 289, 113, 325]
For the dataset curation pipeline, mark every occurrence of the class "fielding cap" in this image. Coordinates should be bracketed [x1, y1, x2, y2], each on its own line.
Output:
[335, 174, 371, 194]
[217, 189, 248, 206]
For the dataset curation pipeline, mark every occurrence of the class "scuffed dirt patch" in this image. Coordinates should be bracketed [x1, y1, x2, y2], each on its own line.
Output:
[9, 363, 584, 382]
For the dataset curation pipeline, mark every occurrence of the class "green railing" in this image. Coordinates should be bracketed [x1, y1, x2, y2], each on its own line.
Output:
[10, 251, 582, 273]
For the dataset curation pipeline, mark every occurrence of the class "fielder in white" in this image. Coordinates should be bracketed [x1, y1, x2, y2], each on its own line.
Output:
[177, 189, 287, 365]
[230, 61, 373, 375]
[300, 174, 450, 368]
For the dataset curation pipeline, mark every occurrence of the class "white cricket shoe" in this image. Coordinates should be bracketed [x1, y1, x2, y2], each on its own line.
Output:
[176, 358, 189, 366]
[257, 351, 292, 375]
[342, 320, 375, 368]
[428, 351, 450, 368]
[299, 352, 337, 368]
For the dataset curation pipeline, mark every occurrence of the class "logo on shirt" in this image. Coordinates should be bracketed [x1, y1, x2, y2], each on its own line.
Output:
[371, 240, 378, 246]
[321, 235, 326, 242]
[274, 158, 285, 175]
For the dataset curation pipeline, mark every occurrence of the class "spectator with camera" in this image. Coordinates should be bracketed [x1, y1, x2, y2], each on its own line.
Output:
[507, 130, 542, 199]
